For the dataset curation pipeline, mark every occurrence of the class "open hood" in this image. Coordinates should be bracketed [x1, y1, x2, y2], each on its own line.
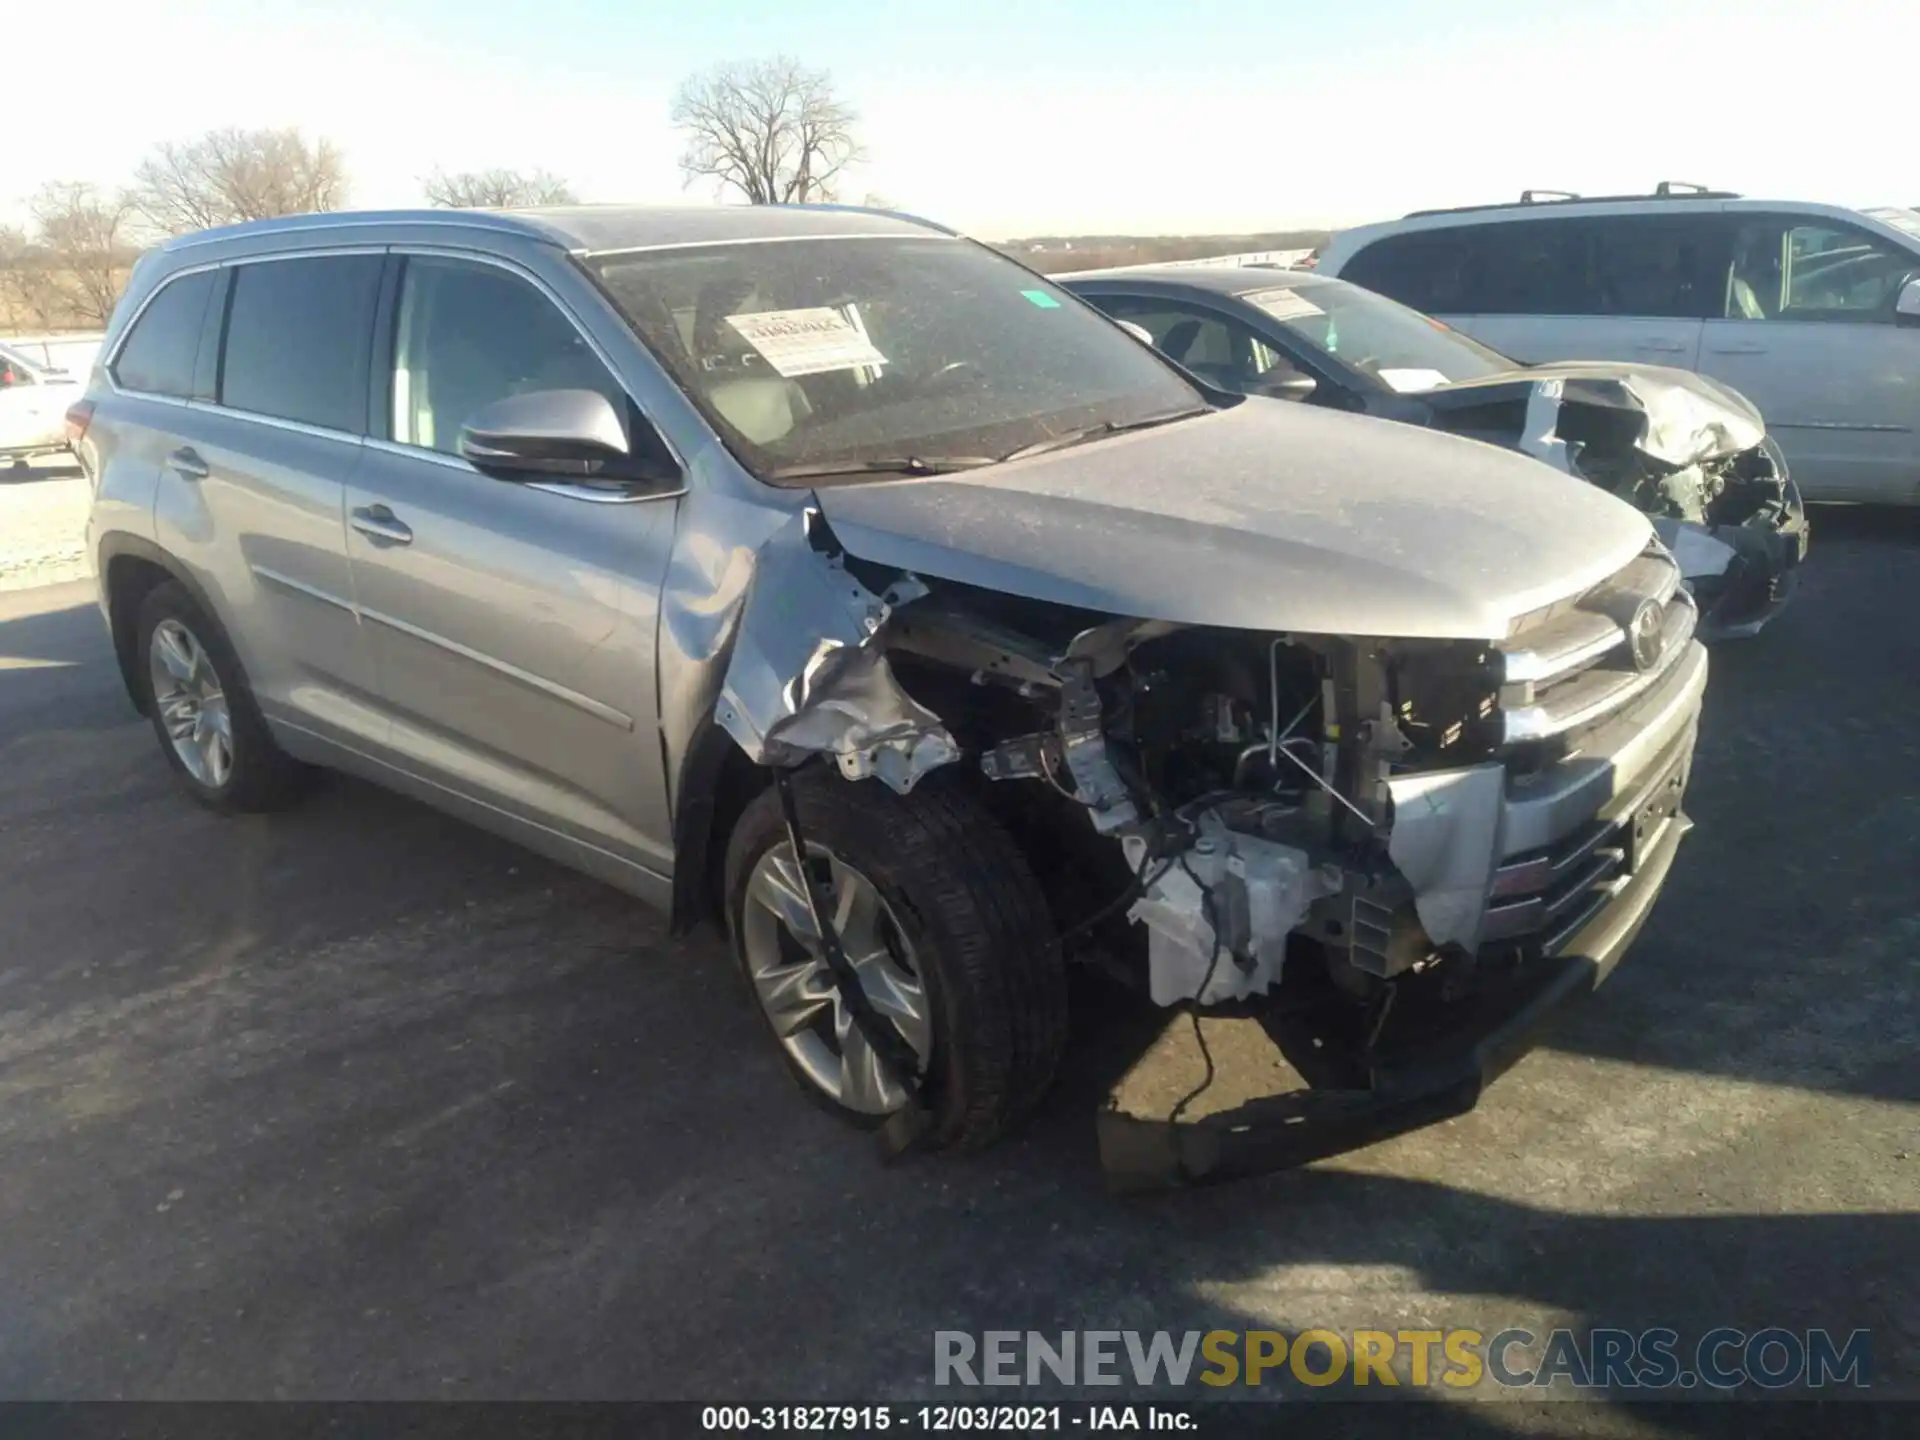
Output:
[1418, 361, 1765, 470]
[814, 399, 1651, 642]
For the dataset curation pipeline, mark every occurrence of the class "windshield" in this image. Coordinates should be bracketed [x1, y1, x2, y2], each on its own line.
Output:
[588, 236, 1205, 483]
[1240, 279, 1512, 391]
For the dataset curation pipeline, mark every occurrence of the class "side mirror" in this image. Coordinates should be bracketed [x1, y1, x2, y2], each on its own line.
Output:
[1896, 275, 1920, 327]
[1115, 320, 1154, 345]
[458, 389, 678, 486]
[1249, 369, 1318, 402]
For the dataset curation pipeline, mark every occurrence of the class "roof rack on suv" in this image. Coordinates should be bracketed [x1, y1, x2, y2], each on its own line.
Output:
[1405, 182, 1742, 218]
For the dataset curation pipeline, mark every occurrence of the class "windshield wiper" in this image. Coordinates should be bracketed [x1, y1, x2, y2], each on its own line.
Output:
[999, 406, 1213, 463]
[767, 455, 999, 481]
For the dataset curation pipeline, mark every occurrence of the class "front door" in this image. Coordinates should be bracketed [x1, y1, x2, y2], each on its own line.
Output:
[344, 251, 680, 876]
[1697, 216, 1920, 502]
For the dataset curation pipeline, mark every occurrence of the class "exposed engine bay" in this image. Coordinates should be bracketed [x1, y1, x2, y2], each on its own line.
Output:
[718, 506, 1514, 1014]
[1417, 365, 1810, 638]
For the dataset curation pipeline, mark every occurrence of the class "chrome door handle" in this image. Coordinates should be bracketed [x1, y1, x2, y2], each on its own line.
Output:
[350, 503, 413, 546]
[1635, 341, 1688, 354]
[166, 446, 209, 480]
[1709, 343, 1767, 355]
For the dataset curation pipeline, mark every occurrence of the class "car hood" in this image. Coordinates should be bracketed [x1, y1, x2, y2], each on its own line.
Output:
[814, 398, 1653, 641]
[1421, 361, 1765, 468]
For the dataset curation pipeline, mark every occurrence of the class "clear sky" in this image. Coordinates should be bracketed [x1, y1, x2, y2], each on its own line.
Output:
[7, 0, 1914, 238]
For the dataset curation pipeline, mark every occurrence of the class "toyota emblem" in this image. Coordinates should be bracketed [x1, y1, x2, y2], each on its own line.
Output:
[1627, 600, 1666, 672]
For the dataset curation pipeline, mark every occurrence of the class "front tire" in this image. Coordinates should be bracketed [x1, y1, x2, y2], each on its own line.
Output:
[724, 770, 1067, 1151]
[136, 581, 306, 813]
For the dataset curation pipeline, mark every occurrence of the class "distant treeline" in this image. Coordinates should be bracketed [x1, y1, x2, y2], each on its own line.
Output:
[998, 230, 1334, 274]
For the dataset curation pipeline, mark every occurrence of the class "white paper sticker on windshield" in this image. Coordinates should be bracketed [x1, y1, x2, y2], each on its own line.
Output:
[1377, 367, 1451, 394]
[1245, 288, 1325, 322]
[724, 308, 888, 378]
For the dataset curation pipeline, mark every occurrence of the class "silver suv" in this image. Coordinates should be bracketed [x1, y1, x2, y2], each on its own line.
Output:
[78, 205, 1707, 1187]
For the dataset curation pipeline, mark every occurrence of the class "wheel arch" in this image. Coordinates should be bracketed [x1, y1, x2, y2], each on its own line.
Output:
[96, 534, 227, 718]
[668, 714, 773, 937]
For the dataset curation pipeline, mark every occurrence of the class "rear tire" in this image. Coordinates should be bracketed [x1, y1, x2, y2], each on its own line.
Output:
[136, 581, 307, 814]
[724, 769, 1067, 1151]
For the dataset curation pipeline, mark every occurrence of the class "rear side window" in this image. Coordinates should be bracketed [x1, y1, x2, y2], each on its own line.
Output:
[1347, 214, 1730, 319]
[219, 254, 384, 433]
[1341, 229, 1475, 313]
[1582, 215, 1730, 319]
[112, 270, 217, 398]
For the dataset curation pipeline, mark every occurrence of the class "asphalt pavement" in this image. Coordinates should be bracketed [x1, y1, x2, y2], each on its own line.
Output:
[0, 509, 1915, 1421]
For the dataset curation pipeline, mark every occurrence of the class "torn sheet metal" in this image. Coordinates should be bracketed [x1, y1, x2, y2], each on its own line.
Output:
[715, 507, 960, 794]
[1652, 518, 1738, 581]
[1426, 364, 1767, 471]
[1385, 762, 1506, 953]
[1518, 378, 1579, 474]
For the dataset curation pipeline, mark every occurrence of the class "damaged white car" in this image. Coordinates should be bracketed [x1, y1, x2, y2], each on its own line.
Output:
[1064, 267, 1808, 639]
[84, 205, 1708, 1190]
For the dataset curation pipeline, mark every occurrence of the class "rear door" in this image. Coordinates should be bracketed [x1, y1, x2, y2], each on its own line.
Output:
[343, 249, 681, 877]
[149, 251, 387, 749]
[1698, 214, 1920, 502]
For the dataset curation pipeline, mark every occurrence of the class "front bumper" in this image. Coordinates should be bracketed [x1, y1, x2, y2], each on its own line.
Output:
[1096, 787, 1690, 1191]
[1683, 477, 1811, 641]
[1096, 641, 1708, 1194]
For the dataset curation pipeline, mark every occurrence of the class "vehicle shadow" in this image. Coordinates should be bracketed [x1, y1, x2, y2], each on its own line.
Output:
[0, 516, 1911, 1411]
[1, 456, 86, 484]
[1530, 507, 1920, 1105]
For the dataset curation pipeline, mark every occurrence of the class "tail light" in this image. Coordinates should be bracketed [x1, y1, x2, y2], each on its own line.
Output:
[65, 400, 95, 447]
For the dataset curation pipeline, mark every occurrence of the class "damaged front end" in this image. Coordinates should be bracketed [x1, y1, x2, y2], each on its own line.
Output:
[1422, 366, 1810, 639]
[716, 504, 1705, 1191]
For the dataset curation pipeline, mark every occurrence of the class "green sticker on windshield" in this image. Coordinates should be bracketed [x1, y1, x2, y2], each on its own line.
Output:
[1021, 289, 1062, 309]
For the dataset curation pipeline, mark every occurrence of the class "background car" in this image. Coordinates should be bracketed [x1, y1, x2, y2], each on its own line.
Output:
[1064, 264, 1808, 638]
[1313, 186, 1920, 506]
[0, 342, 83, 467]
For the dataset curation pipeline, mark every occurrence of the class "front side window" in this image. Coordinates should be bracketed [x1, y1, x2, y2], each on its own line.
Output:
[587, 236, 1203, 481]
[220, 254, 383, 432]
[1093, 298, 1277, 392]
[0, 350, 35, 387]
[111, 270, 217, 398]
[1727, 220, 1919, 322]
[392, 256, 630, 455]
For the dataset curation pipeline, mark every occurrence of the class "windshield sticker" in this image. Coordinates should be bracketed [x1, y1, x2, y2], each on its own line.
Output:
[1245, 288, 1325, 322]
[1021, 289, 1063, 309]
[1377, 367, 1451, 394]
[724, 308, 889, 378]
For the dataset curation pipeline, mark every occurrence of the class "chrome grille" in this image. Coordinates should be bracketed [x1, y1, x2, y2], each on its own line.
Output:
[1482, 730, 1693, 955]
[1496, 547, 1696, 745]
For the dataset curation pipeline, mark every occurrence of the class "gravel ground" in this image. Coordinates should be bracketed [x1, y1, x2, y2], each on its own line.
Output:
[0, 460, 91, 592]
[0, 507, 1914, 1425]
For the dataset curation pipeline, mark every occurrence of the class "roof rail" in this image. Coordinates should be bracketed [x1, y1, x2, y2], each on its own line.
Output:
[784, 201, 962, 237]
[1405, 183, 1742, 218]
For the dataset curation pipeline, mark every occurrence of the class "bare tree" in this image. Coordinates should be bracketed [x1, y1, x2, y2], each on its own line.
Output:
[422, 167, 577, 208]
[129, 126, 347, 235]
[24, 182, 134, 326]
[671, 57, 862, 205]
